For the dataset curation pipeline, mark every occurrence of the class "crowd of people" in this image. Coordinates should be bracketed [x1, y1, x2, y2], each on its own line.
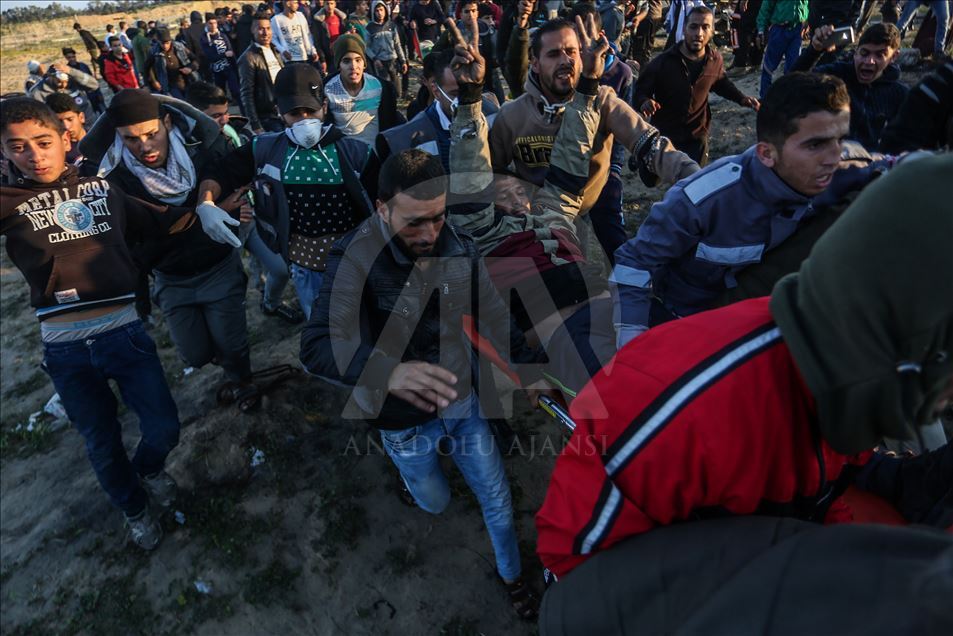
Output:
[2, 0, 952, 630]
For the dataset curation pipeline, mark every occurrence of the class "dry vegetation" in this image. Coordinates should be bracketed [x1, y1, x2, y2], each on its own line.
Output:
[0, 1, 234, 95]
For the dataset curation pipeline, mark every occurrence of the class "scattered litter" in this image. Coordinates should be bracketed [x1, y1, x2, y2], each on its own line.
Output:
[174, 511, 186, 525]
[193, 580, 212, 595]
[183, 367, 196, 376]
[250, 448, 266, 467]
[44, 393, 68, 421]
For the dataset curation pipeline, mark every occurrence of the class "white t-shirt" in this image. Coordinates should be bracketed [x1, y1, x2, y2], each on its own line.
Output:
[271, 11, 315, 61]
[258, 43, 282, 83]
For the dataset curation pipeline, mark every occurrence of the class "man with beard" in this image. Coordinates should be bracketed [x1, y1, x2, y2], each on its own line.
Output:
[79, 89, 256, 404]
[793, 22, 908, 151]
[299, 22, 555, 619]
[1, 98, 236, 551]
[635, 6, 760, 166]
[490, 17, 698, 230]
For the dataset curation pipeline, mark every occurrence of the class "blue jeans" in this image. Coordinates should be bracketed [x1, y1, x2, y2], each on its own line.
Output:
[380, 394, 521, 581]
[761, 24, 803, 98]
[897, 0, 950, 55]
[290, 263, 324, 321]
[41, 321, 180, 516]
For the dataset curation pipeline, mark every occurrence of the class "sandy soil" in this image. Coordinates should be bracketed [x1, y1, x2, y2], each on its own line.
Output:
[0, 17, 934, 636]
[0, 1, 236, 96]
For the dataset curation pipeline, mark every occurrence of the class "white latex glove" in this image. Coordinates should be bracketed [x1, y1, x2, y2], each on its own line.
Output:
[615, 323, 647, 350]
[195, 201, 241, 248]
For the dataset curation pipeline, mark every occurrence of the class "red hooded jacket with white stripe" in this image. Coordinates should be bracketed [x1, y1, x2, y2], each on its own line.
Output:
[535, 297, 872, 578]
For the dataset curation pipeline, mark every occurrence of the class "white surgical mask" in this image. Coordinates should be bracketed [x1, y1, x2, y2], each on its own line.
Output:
[285, 118, 324, 148]
[436, 85, 459, 118]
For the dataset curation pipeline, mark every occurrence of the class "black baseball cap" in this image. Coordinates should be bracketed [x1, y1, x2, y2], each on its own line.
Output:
[274, 64, 324, 114]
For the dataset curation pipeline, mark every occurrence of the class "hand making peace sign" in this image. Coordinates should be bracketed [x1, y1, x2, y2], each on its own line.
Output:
[445, 14, 485, 86]
[575, 13, 610, 81]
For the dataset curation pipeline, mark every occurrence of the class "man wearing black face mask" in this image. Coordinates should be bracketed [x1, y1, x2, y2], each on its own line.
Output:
[198, 64, 375, 320]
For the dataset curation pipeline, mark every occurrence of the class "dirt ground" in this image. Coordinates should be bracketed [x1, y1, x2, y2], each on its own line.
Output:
[0, 15, 934, 636]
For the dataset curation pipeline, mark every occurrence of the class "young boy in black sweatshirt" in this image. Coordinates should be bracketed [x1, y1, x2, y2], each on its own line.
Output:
[0, 97, 236, 550]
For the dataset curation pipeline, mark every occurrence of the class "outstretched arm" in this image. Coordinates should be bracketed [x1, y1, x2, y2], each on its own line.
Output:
[529, 14, 609, 233]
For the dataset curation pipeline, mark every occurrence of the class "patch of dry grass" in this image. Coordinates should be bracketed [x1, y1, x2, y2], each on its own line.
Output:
[0, 1, 234, 94]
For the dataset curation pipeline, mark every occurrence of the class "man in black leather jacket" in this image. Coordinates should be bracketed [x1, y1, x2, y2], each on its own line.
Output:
[237, 11, 285, 133]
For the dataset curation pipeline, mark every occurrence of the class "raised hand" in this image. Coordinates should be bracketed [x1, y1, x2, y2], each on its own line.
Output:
[640, 98, 661, 118]
[445, 15, 484, 86]
[516, 0, 534, 29]
[575, 13, 609, 80]
[810, 25, 838, 52]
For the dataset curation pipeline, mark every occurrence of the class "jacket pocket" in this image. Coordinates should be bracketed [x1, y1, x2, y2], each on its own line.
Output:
[381, 426, 422, 455]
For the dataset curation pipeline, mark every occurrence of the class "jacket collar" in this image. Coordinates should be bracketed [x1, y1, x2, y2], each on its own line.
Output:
[79, 96, 221, 165]
[8, 164, 80, 189]
[740, 146, 813, 209]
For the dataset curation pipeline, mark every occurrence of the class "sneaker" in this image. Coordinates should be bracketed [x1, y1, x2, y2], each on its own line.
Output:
[141, 470, 177, 508]
[260, 301, 304, 324]
[125, 505, 163, 551]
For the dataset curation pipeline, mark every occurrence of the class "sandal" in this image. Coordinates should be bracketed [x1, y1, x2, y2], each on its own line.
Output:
[501, 576, 539, 621]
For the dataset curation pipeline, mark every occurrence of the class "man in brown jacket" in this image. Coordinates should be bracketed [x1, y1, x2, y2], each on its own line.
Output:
[490, 16, 699, 219]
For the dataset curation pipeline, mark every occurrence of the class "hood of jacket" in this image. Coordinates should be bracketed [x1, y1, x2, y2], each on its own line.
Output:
[770, 152, 953, 454]
[523, 72, 578, 123]
[79, 94, 221, 168]
[371, 0, 390, 22]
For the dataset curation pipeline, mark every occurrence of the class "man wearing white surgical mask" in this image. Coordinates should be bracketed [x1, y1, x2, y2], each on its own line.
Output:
[198, 64, 375, 320]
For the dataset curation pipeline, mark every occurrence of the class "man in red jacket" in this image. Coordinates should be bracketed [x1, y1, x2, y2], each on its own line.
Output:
[103, 35, 139, 92]
[535, 152, 952, 631]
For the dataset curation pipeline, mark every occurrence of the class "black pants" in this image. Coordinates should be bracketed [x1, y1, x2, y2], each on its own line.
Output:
[675, 135, 710, 167]
[629, 17, 660, 68]
[733, 0, 764, 67]
[373, 59, 402, 99]
[588, 174, 627, 264]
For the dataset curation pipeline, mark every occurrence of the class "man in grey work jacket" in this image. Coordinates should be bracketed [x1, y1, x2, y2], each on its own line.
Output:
[611, 72, 892, 349]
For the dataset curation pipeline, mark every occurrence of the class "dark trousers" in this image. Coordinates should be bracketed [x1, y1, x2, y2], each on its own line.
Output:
[213, 67, 242, 113]
[42, 321, 180, 516]
[154, 250, 251, 382]
[733, 0, 764, 67]
[588, 174, 627, 264]
[373, 59, 402, 99]
[629, 17, 661, 67]
[543, 296, 618, 395]
[675, 135, 710, 167]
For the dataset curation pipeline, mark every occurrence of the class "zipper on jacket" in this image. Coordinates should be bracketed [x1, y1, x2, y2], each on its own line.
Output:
[809, 422, 832, 521]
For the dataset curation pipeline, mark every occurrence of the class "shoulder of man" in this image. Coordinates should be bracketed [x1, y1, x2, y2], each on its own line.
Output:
[677, 151, 751, 206]
[497, 90, 534, 116]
